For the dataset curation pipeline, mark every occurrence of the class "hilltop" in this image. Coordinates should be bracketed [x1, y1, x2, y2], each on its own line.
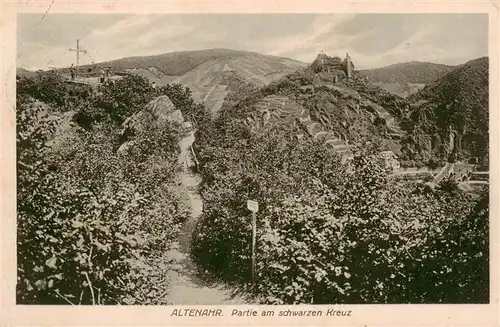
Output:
[401, 57, 489, 165]
[209, 53, 489, 169]
[358, 61, 458, 98]
[81, 48, 304, 77]
[209, 52, 406, 160]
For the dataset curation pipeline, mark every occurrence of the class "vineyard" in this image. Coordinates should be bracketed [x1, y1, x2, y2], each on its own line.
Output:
[173, 55, 306, 116]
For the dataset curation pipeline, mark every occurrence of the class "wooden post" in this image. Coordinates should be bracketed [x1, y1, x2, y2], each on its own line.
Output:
[251, 211, 256, 282]
[247, 199, 259, 283]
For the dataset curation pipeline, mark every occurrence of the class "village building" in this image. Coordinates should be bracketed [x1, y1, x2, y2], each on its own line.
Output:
[379, 150, 400, 171]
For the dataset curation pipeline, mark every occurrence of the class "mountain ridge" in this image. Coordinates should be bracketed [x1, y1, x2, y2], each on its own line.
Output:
[79, 48, 307, 77]
[358, 61, 459, 84]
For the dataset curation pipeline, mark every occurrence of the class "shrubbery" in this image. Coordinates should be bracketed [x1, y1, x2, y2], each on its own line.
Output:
[192, 95, 489, 304]
[16, 73, 191, 304]
[71, 74, 199, 129]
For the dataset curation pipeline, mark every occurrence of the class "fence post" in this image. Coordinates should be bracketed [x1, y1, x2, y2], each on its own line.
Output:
[251, 211, 256, 282]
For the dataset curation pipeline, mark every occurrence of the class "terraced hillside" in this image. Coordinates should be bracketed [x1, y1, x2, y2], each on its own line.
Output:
[245, 95, 352, 157]
[173, 54, 306, 115]
[231, 68, 409, 160]
[79, 49, 307, 116]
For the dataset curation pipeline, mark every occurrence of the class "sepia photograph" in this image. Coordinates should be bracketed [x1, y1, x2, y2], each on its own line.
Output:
[14, 12, 491, 308]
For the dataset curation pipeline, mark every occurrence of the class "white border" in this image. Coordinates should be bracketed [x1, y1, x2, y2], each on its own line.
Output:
[1, 1, 499, 326]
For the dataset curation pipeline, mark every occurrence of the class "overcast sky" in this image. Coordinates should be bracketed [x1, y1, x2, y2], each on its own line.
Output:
[17, 14, 488, 70]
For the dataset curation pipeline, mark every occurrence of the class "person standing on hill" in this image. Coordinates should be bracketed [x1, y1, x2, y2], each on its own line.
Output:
[70, 64, 75, 80]
[99, 68, 105, 84]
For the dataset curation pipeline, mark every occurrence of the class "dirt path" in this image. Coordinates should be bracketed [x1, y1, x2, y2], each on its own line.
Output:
[163, 129, 248, 305]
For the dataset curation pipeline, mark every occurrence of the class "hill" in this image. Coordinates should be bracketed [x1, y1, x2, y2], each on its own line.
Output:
[358, 61, 458, 84]
[79, 48, 307, 116]
[209, 56, 408, 161]
[190, 53, 489, 305]
[16, 67, 38, 79]
[171, 51, 306, 115]
[401, 57, 489, 165]
[81, 48, 303, 76]
[358, 61, 458, 98]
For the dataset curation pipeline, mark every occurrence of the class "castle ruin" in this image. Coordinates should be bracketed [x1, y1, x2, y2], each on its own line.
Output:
[311, 51, 355, 83]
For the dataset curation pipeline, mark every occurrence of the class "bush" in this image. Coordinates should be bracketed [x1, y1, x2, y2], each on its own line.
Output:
[92, 74, 156, 124]
[192, 103, 488, 304]
[17, 98, 139, 304]
[16, 73, 190, 304]
[16, 71, 68, 107]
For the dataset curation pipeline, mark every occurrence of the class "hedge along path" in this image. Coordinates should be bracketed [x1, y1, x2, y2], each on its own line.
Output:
[164, 126, 248, 304]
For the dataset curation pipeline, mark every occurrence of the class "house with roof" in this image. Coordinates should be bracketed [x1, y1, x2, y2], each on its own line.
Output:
[379, 150, 400, 171]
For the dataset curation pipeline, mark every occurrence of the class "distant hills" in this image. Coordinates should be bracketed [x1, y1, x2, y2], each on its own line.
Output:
[358, 61, 458, 84]
[16, 49, 489, 167]
[16, 49, 307, 116]
[80, 48, 307, 115]
[81, 48, 305, 77]
[358, 61, 459, 98]
[16, 67, 38, 78]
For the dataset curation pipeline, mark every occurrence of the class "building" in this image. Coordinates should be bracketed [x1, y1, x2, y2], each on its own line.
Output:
[451, 163, 475, 182]
[313, 52, 354, 80]
[379, 151, 400, 171]
[331, 56, 342, 68]
[344, 53, 354, 79]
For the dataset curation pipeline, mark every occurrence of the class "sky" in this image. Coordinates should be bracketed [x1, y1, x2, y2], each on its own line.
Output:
[17, 14, 488, 70]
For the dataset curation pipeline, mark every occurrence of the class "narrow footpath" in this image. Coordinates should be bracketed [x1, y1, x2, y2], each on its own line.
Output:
[163, 127, 248, 304]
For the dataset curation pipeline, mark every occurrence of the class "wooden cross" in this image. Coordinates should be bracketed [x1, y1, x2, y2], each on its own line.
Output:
[68, 39, 87, 78]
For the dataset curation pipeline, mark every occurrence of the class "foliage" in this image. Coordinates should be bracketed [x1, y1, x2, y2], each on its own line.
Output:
[70, 73, 202, 130]
[16, 74, 190, 304]
[17, 71, 93, 110]
[192, 89, 489, 304]
[157, 83, 205, 120]
[91, 74, 156, 124]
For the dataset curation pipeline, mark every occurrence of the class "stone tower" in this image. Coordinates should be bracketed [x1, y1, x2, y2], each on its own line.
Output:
[345, 52, 352, 79]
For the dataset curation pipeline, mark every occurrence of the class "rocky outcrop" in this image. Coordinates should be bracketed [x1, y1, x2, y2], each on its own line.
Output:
[118, 96, 186, 153]
[121, 95, 184, 137]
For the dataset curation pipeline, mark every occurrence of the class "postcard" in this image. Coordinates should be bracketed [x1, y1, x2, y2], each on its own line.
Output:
[2, 1, 499, 326]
